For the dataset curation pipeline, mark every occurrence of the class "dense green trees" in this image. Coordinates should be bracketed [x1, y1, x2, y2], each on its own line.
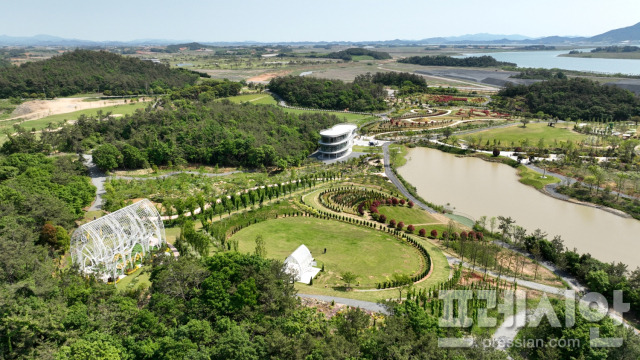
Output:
[169, 79, 242, 102]
[320, 48, 392, 61]
[493, 78, 640, 121]
[0, 49, 200, 98]
[268, 75, 388, 111]
[515, 300, 640, 360]
[399, 55, 516, 67]
[50, 99, 338, 169]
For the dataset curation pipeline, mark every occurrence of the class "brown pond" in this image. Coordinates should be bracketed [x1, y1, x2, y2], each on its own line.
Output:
[398, 147, 640, 269]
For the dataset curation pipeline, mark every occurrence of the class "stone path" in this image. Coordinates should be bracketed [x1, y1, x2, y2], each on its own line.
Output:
[297, 293, 389, 314]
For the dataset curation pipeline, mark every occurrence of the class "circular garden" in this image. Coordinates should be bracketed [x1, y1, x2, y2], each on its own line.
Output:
[230, 216, 426, 289]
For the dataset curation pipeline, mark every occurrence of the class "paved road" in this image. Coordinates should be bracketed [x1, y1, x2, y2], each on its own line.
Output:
[445, 255, 570, 296]
[82, 154, 106, 211]
[297, 293, 389, 314]
[382, 142, 438, 214]
[526, 163, 639, 201]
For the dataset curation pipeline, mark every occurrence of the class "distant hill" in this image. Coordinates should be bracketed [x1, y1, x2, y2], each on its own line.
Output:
[320, 48, 392, 61]
[589, 21, 640, 43]
[1, 22, 640, 47]
[0, 49, 200, 98]
[165, 42, 213, 52]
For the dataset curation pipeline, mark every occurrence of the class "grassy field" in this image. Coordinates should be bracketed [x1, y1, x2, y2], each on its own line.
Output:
[352, 145, 382, 154]
[221, 93, 278, 105]
[377, 205, 438, 225]
[115, 268, 151, 292]
[0, 101, 150, 136]
[220, 93, 377, 125]
[232, 216, 424, 288]
[37, 101, 150, 125]
[462, 122, 588, 147]
[517, 166, 560, 190]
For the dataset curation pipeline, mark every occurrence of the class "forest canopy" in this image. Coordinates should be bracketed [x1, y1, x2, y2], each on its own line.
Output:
[46, 99, 340, 170]
[0, 49, 200, 98]
[493, 77, 640, 120]
[399, 55, 516, 68]
[268, 75, 388, 112]
[320, 47, 392, 61]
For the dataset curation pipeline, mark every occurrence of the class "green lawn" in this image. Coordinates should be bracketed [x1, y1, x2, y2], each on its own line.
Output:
[115, 268, 151, 292]
[36, 101, 150, 125]
[377, 205, 438, 225]
[222, 93, 278, 105]
[1, 101, 151, 139]
[220, 93, 377, 126]
[353, 145, 382, 154]
[517, 165, 560, 190]
[462, 122, 588, 147]
[232, 216, 424, 288]
[281, 107, 377, 126]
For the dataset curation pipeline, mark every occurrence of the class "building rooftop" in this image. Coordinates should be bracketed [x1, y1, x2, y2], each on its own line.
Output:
[319, 124, 357, 137]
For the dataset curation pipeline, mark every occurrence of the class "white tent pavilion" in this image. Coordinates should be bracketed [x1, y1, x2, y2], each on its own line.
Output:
[71, 199, 165, 282]
[284, 244, 321, 283]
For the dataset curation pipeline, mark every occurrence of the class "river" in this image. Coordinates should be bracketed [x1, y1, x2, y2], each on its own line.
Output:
[459, 49, 640, 75]
[397, 147, 640, 269]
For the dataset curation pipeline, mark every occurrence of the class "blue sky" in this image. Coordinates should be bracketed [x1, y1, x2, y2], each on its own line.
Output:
[2, 0, 639, 42]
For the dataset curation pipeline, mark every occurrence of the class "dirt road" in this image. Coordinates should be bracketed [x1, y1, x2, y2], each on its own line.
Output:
[3, 97, 144, 122]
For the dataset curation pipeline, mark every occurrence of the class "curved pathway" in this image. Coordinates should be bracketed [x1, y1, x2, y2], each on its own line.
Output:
[297, 293, 389, 314]
[83, 154, 107, 211]
[382, 142, 438, 214]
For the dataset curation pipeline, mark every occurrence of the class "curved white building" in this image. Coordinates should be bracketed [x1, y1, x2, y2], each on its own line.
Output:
[318, 124, 357, 160]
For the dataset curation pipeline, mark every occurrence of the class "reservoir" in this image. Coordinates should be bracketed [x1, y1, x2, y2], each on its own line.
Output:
[397, 147, 640, 269]
[460, 49, 640, 75]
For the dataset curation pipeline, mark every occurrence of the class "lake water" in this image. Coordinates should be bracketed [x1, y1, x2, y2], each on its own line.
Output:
[460, 49, 640, 75]
[398, 147, 640, 269]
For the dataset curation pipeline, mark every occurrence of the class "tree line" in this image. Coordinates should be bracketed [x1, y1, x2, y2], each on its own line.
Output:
[399, 55, 516, 67]
[319, 47, 392, 61]
[39, 99, 340, 170]
[0, 49, 200, 98]
[365, 71, 429, 95]
[268, 75, 388, 112]
[493, 77, 640, 121]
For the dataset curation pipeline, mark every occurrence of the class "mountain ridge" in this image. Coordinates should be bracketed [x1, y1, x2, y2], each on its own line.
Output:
[1, 22, 639, 46]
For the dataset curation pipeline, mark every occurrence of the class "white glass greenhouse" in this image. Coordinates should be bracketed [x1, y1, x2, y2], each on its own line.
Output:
[71, 199, 166, 282]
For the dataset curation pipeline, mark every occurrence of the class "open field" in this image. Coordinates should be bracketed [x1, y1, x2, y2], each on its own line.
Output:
[221, 93, 278, 105]
[377, 205, 439, 225]
[0, 101, 151, 144]
[462, 122, 589, 147]
[232, 216, 424, 288]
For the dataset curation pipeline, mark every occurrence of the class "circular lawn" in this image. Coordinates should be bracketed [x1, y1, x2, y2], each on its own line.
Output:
[231, 217, 424, 288]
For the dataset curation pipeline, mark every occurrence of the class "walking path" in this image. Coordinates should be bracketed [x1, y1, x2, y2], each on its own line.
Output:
[297, 294, 389, 314]
[382, 142, 438, 214]
[82, 154, 106, 211]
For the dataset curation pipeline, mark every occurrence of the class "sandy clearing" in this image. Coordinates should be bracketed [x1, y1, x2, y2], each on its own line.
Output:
[247, 70, 291, 82]
[3, 97, 149, 122]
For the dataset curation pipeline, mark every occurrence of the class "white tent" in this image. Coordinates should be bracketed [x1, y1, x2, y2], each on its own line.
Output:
[284, 244, 321, 283]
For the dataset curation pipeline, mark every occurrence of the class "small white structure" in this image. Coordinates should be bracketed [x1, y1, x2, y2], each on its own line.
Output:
[318, 123, 357, 160]
[284, 244, 321, 283]
[71, 199, 165, 282]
